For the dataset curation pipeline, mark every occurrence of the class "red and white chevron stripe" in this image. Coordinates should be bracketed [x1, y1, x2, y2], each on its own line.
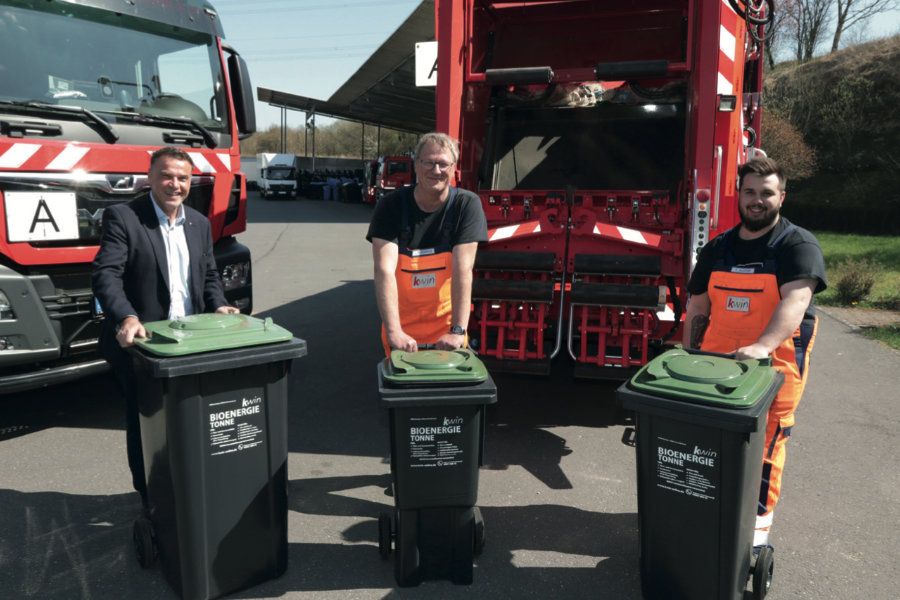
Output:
[718, 0, 740, 95]
[0, 141, 233, 174]
[591, 222, 663, 249]
[487, 220, 542, 242]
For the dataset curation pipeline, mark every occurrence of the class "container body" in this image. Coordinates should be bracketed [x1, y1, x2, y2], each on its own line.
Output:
[618, 375, 780, 600]
[133, 338, 305, 600]
[378, 367, 496, 510]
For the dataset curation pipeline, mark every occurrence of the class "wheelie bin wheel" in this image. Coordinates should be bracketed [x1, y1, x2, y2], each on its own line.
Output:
[378, 512, 392, 559]
[473, 506, 485, 556]
[133, 517, 157, 568]
[752, 545, 775, 599]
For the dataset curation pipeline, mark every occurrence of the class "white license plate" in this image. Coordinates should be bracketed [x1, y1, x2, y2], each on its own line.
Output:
[4, 192, 79, 242]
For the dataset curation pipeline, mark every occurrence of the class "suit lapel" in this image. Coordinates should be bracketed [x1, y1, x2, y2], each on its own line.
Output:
[139, 196, 169, 292]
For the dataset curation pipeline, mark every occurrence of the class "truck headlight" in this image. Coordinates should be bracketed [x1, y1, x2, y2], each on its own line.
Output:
[0, 291, 15, 320]
[221, 261, 250, 291]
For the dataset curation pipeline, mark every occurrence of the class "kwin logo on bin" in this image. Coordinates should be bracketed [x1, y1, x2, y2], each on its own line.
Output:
[443, 416, 463, 426]
[242, 395, 262, 408]
[725, 295, 750, 312]
[412, 273, 436, 289]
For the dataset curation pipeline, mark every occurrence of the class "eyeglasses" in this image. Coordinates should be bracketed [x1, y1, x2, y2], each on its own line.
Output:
[418, 159, 455, 172]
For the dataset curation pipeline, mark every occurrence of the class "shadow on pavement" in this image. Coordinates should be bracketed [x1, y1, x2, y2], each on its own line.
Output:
[0, 374, 122, 442]
[258, 279, 627, 491]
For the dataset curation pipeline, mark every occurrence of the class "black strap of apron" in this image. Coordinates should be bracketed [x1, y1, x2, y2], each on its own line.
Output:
[399, 187, 459, 250]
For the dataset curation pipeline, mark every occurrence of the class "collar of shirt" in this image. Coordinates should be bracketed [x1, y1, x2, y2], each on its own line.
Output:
[150, 195, 186, 228]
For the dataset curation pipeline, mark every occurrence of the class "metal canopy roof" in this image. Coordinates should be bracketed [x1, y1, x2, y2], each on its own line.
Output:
[256, 0, 435, 134]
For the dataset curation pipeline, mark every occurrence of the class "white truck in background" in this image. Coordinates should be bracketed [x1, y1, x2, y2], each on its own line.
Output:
[258, 153, 298, 198]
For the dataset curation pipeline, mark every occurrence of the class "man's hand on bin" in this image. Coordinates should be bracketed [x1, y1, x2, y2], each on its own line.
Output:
[215, 305, 240, 315]
[435, 332, 465, 351]
[116, 316, 147, 348]
[388, 329, 418, 353]
[734, 343, 770, 360]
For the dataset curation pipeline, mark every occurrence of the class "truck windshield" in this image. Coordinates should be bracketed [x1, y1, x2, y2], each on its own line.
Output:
[0, 3, 228, 132]
[485, 86, 685, 192]
[266, 167, 295, 180]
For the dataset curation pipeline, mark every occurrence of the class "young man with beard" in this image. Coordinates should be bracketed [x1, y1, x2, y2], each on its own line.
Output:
[683, 157, 827, 553]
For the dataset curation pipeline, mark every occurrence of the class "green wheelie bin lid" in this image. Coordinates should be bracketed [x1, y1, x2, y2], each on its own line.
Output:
[382, 348, 488, 385]
[628, 348, 779, 408]
[134, 313, 294, 357]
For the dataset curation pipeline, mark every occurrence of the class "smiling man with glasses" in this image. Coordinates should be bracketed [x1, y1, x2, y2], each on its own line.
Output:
[367, 132, 487, 355]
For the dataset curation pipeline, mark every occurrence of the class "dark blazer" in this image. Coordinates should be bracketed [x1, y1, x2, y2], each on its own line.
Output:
[91, 195, 227, 359]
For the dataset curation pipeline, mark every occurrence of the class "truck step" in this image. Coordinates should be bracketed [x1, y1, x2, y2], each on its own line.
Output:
[569, 283, 663, 309]
[573, 254, 661, 276]
[476, 251, 556, 272]
[473, 279, 554, 303]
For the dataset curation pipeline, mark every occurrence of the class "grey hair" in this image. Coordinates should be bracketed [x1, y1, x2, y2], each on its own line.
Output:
[413, 132, 459, 164]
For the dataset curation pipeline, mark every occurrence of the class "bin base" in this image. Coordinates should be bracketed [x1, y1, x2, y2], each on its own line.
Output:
[392, 507, 477, 587]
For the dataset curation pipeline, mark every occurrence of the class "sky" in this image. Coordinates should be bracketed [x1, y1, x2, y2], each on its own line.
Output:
[213, 0, 424, 131]
[212, 0, 900, 130]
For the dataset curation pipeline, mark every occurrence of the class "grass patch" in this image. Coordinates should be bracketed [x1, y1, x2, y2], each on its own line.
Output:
[813, 232, 900, 310]
[861, 325, 900, 352]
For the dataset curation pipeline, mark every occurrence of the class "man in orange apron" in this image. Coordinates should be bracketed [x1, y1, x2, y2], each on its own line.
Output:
[683, 157, 827, 550]
[367, 133, 488, 356]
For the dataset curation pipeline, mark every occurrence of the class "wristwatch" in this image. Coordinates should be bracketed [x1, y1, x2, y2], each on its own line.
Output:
[449, 325, 466, 335]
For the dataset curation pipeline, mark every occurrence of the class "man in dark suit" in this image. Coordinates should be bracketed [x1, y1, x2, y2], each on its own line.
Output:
[92, 147, 238, 507]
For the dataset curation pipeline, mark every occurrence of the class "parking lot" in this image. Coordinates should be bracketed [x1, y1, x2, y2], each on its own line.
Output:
[0, 194, 897, 599]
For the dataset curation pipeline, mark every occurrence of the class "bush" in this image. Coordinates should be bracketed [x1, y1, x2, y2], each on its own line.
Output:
[832, 258, 878, 305]
[761, 112, 816, 181]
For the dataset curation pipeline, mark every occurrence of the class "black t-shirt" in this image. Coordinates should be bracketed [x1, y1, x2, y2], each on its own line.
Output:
[688, 218, 828, 295]
[366, 186, 488, 249]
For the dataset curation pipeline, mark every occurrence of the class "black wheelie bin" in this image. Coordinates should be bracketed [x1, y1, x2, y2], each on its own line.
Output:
[130, 313, 306, 600]
[616, 348, 783, 600]
[376, 348, 497, 586]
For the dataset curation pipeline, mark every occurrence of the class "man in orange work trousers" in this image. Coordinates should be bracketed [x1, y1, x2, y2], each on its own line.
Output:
[367, 132, 487, 355]
[684, 157, 827, 554]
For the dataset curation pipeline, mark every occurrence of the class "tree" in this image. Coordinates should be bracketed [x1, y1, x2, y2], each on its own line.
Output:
[830, 0, 899, 52]
[765, 0, 797, 67]
[779, 0, 834, 62]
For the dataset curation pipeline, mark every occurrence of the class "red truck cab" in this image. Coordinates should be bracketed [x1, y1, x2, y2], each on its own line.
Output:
[0, 0, 256, 392]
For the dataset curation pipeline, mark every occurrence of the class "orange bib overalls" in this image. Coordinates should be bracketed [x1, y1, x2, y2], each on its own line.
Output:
[700, 225, 818, 544]
[380, 189, 461, 356]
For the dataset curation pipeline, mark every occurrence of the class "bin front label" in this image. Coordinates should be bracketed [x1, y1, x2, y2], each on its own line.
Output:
[408, 416, 465, 468]
[655, 436, 718, 501]
[207, 395, 266, 457]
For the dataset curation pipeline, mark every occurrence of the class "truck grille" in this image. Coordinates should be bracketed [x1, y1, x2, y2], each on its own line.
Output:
[18, 264, 101, 357]
[0, 172, 214, 246]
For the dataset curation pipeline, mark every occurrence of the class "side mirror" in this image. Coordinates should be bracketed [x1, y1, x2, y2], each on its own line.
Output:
[226, 51, 256, 137]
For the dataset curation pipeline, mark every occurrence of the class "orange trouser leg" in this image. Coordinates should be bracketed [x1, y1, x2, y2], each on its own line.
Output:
[754, 317, 818, 546]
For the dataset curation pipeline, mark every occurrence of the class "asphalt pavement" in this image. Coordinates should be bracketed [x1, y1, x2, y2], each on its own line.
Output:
[0, 194, 896, 599]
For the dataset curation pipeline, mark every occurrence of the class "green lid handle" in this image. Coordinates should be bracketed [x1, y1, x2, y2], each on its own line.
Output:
[149, 328, 182, 344]
[714, 360, 758, 390]
[646, 357, 671, 381]
[264, 317, 273, 330]
[684, 347, 737, 360]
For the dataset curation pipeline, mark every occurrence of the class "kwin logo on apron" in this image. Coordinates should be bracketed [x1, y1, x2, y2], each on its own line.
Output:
[412, 273, 436, 288]
[726, 296, 750, 312]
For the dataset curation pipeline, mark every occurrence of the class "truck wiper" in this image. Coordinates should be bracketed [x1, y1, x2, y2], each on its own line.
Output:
[0, 100, 118, 143]
[103, 111, 218, 149]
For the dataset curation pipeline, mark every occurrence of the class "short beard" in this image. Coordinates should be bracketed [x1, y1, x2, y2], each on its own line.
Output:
[740, 206, 779, 232]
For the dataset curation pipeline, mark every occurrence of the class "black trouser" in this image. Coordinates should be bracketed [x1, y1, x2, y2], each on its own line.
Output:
[107, 346, 148, 505]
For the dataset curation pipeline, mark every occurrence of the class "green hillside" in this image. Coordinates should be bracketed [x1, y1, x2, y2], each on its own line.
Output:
[763, 35, 899, 234]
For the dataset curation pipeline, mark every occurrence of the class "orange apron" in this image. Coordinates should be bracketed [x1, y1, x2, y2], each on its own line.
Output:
[700, 225, 818, 529]
[380, 189, 461, 356]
